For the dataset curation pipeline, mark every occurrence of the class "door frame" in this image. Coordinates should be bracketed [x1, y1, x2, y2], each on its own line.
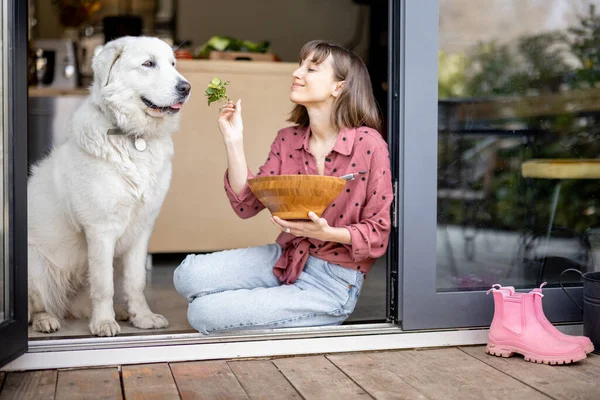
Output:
[399, 0, 584, 330]
[0, 0, 29, 367]
[6, 0, 404, 366]
[386, 0, 402, 323]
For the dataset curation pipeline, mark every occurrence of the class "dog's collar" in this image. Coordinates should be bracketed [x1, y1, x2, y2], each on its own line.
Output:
[107, 128, 125, 136]
[107, 128, 147, 151]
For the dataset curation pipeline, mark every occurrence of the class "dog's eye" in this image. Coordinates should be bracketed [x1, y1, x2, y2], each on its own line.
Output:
[142, 60, 155, 68]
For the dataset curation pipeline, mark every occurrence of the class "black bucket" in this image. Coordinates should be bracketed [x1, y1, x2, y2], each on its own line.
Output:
[560, 269, 600, 354]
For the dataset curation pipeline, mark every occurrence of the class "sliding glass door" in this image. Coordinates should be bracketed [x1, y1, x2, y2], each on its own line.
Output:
[401, 0, 595, 329]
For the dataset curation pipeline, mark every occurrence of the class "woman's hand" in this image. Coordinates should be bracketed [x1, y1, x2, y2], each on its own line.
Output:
[217, 99, 243, 143]
[271, 212, 332, 241]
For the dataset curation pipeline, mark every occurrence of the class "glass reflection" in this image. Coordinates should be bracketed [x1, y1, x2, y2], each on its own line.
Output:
[437, 1, 600, 291]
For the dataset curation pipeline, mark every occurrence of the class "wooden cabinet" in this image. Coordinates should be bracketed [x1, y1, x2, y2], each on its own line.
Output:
[148, 60, 298, 253]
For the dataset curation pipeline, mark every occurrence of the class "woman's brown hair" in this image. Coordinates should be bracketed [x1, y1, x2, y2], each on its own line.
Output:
[288, 40, 383, 132]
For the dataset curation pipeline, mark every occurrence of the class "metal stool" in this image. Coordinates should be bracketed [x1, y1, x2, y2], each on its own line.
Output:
[520, 159, 600, 285]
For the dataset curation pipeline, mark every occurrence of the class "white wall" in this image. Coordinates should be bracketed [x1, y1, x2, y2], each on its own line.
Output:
[176, 0, 371, 62]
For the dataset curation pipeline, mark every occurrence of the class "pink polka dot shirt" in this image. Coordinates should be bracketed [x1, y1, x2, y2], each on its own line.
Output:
[224, 125, 394, 284]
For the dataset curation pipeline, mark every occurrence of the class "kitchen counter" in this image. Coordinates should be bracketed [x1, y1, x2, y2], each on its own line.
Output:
[148, 59, 298, 253]
[28, 87, 90, 97]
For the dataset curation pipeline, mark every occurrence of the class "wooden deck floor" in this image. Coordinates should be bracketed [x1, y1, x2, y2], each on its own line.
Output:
[1, 346, 599, 399]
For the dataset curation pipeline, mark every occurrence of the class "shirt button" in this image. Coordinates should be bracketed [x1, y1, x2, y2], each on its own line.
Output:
[355, 250, 359, 254]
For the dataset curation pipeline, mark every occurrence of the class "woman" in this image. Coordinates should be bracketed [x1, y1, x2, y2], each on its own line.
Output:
[174, 40, 393, 334]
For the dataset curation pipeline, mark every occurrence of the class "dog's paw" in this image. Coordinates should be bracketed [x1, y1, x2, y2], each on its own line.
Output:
[32, 313, 61, 333]
[131, 313, 169, 330]
[90, 319, 121, 337]
[114, 305, 130, 321]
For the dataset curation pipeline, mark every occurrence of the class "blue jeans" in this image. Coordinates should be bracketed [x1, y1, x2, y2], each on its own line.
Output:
[173, 243, 364, 334]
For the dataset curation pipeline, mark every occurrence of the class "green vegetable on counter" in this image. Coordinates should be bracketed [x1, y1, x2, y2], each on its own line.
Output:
[195, 36, 271, 59]
[205, 77, 229, 106]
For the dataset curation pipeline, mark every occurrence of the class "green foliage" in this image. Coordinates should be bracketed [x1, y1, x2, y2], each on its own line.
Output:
[438, 50, 468, 98]
[568, 4, 600, 88]
[438, 4, 600, 233]
[464, 41, 521, 96]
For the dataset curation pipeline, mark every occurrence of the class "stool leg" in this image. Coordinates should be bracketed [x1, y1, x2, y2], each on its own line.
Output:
[442, 224, 458, 277]
[537, 181, 561, 285]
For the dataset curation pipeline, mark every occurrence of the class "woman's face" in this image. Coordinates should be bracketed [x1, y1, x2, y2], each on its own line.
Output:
[290, 53, 342, 105]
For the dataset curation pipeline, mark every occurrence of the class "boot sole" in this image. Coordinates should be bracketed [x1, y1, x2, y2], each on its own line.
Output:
[485, 343, 587, 365]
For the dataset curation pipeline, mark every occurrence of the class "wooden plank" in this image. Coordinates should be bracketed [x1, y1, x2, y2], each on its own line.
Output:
[369, 349, 549, 400]
[228, 360, 301, 399]
[453, 87, 600, 123]
[55, 368, 122, 400]
[0, 370, 57, 400]
[170, 361, 248, 400]
[462, 345, 600, 400]
[273, 355, 371, 400]
[327, 353, 428, 400]
[122, 363, 180, 400]
[585, 353, 600, 366]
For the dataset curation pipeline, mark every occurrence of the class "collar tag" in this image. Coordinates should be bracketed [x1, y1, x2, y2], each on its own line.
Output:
[134, 137, 147, 152]
[107, 127, 147, 152]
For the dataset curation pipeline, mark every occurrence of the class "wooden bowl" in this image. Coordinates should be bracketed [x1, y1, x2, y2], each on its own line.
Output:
[247, 175, 347, 220]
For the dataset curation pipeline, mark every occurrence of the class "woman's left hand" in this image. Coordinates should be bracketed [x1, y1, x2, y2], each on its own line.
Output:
[271, 212, 331, 241]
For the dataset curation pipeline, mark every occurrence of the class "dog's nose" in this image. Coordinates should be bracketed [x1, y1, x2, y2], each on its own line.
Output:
[176, 81, 191, 96]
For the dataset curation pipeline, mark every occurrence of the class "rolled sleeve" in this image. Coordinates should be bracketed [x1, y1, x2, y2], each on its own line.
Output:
[223, 168, 261, 219]
[346, 224, 371, 261]
[343, 143, 394, 262]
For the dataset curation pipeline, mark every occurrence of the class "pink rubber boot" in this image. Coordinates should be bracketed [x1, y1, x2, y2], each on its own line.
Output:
[486, 289, 587, 364]
[489, 284, 594, 354]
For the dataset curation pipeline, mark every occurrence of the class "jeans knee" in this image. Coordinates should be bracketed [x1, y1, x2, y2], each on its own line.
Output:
[187, 299, 219, 334]
[173, 254, 199, 298]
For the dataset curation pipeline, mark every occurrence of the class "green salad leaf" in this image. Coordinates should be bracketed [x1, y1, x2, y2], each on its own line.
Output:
[205, 77, 229, 106]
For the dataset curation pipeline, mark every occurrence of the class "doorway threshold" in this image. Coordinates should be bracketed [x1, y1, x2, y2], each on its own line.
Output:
[5, 323, 489, 371]
[4, 323, 583, 371]
[27, 323, 401, 352]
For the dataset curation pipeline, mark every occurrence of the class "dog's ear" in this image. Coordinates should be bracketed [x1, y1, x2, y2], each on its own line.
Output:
[92, 40, 124, 87]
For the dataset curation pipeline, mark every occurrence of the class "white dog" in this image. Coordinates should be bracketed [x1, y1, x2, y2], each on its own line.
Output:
[27, 36, 191, 336]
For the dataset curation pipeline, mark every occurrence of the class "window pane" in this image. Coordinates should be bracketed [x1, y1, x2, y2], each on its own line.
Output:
[437, 0, 600, 291]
